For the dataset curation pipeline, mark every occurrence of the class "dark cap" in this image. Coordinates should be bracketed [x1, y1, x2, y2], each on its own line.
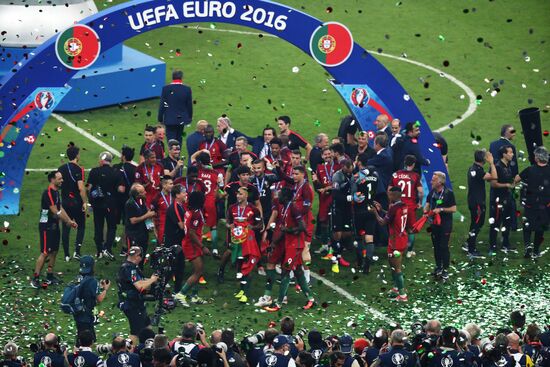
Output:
[272, 335, 290, 349]
[79, 255, 95, 275]
[339, 334, 353, 354]
[308, 330, 324, 349]
[442, 326, 459, 345]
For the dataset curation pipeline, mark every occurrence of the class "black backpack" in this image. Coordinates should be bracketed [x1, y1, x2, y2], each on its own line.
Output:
[60, 276, 92, 315]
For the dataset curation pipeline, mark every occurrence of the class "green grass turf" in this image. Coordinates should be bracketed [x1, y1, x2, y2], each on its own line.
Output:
[1, 0, 549, 352]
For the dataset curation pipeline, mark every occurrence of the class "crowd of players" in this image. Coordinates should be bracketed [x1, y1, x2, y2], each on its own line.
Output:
[3, 313, 550, 367]
[30, 110, 548, 312]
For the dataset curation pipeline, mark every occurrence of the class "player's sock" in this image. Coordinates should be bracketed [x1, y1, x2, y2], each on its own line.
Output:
[395, 272, 405, 295]
[241, 275, 251, 293]
[296, 272, 312, 299]
[534, 231, 544, 253]
[407, 234, 415, 251]
[277, 274, 291, 304]
[265, 268, 276, 296]
[191, 284, 199, 296]
[179, 282, 192, 295]
[211, 229, 218, 249]
[391, 271, 399, 289]
[303, 268, 311, 284]
[366, 242, 374, 261]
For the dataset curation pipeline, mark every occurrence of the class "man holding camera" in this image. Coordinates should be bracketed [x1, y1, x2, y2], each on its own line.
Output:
[73, 256, 110, 342]
[427, 327, 468, 367]
[378, 330, 416, 367]
[66, 330, 103, 367]
[33, 334, 65, 367]
[171, 322, 208, 359]
[117, 246, 159, 343]
[106, 337, 140, 367]
[258, 336, 296, 367]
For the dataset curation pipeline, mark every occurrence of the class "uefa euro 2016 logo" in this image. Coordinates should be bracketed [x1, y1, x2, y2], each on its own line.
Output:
[34, 91, 55, 111]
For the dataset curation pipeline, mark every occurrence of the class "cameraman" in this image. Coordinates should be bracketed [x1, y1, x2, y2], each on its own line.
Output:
[117, 246, 159, 343]
[479, 335, 513, 367]
[428, 327, 469, 367]
[106, 337, 140, 367]
[258, 336, 296, 367]
[280, 317, 301, 359]
[171, 322, 208, 360]
[221, 330, 245, 367]
[153, 349, 173, 367]
[66, 330, 103, 367]
[364, 329, 388, 367]
[33, 334, 65, 367]
[2, 342, 24, 367]
[377, 330, 416, 367]
[73, 256, 110, 342]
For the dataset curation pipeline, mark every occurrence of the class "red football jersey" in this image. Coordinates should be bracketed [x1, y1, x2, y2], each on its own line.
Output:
[292, 181, 314, 216]
[390, 170, 422, 207]
[151, 191, 172, 243]
[316, 161, 341, 188]
[198, 168, 219, 200]
[182, 209, 204, 247]
[385, 201, 408, 247]
[283, 202, 305, 248]
[135, 162, 163, 205]
[199, 139, 226, 165]
[173, 177, 207, 194]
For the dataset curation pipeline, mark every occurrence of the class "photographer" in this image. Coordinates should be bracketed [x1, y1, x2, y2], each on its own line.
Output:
[124, 184, 156, 263]
[221, 330, 245, 367]
[507, 333, 532, 367]
[2, 342, 24, 367]
[258, 336, 296, 367]
[377, 330, 416, 367]
[66, 330, 103, 367]
[427, 327, 469, 367]
[171, 322, 207, 360]
[72, 256, 110, 341]
[135, 329, 156, 367]
[280, 317, 301, 359]
[154, 349, 173, 367]
[364, 329, 388, 367]
[117, 246, 159, 342]
[244, 329, 279, 367]
[33, 333, 65, 367]
[479, 335, 513, 367]
[105, 337, 140, 367]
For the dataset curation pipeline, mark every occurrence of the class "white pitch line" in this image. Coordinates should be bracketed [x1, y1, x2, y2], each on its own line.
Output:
[53, 108, 396, 324]
[171, 25, 477, 132]
[310, 271, 395, 324]
[25, 168, 92, 172]
[51, 113, 122, 157]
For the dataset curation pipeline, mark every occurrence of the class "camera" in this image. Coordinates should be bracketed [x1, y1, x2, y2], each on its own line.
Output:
[96, 344, 112, 354]
[295, 328, 307, 342]
[215, 342, 228, 354]
[139, 338, 155, 363]
[175, 347, 198, 367]
[196, 323, 205, 341]
[240, 331, 265, 353]
[89, 186, 105, 200]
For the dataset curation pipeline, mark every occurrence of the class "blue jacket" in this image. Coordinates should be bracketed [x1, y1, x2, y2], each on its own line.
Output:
[379, 346, 417, 367]
[367, 148, 393, 194]
[222, 129, 251, 151]
[186, 131, 205, 162]
[392, 135, 430, 172]
[157, 83, 193, 126]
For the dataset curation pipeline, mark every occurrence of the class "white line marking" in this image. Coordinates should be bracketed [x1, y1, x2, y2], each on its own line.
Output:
[171, 25, 477, 132]
[310, 271, 395, 323]
[54, 109, 396, 323]
[51, 113, 122, 157]
[25, 168, 92, 172]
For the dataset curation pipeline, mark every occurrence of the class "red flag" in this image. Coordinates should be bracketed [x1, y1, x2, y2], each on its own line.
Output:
[411, 215, 429, 233]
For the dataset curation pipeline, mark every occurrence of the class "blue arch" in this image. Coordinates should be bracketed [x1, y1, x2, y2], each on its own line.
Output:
[0, 0, 449, 214]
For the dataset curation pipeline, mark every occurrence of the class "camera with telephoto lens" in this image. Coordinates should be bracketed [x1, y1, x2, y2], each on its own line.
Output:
[139, 338, 155, 363]
[176, 347, 198, 367]
[30, 337, 66, 355]
[29, 340, 45, 354]
[145, 246, 180, 303]
[293, 328, 307, 344]
[240, 331, 266, 353]
[196, 323, 205, 341]
[96, 344, 111, 354]
[215, 342, 228, 354]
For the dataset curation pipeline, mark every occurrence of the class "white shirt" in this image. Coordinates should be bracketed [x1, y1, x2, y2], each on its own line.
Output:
[220, 128, 235, 145]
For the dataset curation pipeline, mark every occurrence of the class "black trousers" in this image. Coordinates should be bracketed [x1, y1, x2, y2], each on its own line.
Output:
[62, 204, 86, 256]
[374, 194, 389, 247]
[75, 320, 96, 345]
[93, 205, 117, 253]
[166, 124, 184, 146]
[431, 225, 451, 270]
[467, 204, 486, 251]
[523, 206, 549, 253]
[489, 195, 513, 249]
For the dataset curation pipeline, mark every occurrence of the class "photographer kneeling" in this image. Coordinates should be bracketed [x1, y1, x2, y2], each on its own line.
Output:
[106, 337, 140, 367]
[33, 334, 65, 367]
[66, 330, 103, 367]
[117, 246, 159, 343]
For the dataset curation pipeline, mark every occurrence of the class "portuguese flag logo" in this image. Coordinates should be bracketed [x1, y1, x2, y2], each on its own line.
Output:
[55, 25, 101, 70]
[310, 22, 354, 67]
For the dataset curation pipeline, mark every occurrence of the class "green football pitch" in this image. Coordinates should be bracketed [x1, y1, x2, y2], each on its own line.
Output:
[1, 0, 549, 350]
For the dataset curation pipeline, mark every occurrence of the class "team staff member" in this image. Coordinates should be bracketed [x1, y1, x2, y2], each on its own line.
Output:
[174, 191, 210, 307]
[329, 160, 354, 273]
[351, 153, 378, 274]
[114, 146, 136, 223]
[277, 116, 312, 159]
[117, 246, 158, 343]
[87, 152, 120, 259]
[424, 172, 456, 281]
[464, 150, 497, 257]
[489, 146, 516, 255]
[58, 145, 87, 262]
[392, 122, 430, 173]
[162, 140, 185, 180]
[31, 171, 77, 288]
[124, 184, 155, 260]
[72, 256, 110, 341]
[157, 69, 193, 145]
[164, 184, 187, 291]
[515, 146, 549, 259]
[389, 155, 423, 258]
[373, 187, 409, 302]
